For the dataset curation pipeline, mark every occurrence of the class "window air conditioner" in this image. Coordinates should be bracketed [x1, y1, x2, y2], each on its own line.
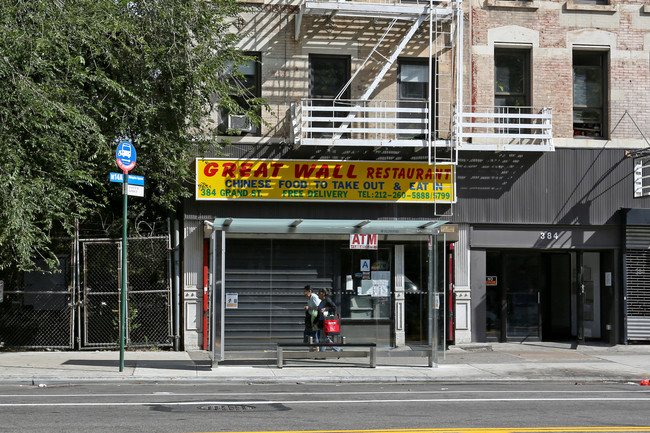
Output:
[228, 114, 253, 132]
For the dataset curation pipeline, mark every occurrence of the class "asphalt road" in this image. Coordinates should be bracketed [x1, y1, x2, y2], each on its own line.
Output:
[1, 382, 650, 433]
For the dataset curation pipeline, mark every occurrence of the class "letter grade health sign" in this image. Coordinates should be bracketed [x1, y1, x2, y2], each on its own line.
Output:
[196, 159, 456, 204]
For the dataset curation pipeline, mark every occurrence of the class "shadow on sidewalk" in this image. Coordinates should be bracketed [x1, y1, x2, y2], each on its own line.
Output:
[62, 359, 212, 371]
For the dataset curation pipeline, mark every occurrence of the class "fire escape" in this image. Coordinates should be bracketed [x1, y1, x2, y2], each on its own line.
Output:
[290, 0, 553, 173]
[292, 0, 461, 166]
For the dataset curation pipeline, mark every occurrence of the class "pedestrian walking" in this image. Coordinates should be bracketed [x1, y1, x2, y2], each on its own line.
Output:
[303, 285, 320, 344]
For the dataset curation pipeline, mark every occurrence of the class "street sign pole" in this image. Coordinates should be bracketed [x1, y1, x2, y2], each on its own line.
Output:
[120, 174, 128, 372]
[115, 141, 136, 373]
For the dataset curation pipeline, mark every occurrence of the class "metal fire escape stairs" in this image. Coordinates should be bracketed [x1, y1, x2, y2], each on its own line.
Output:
[294, 0, 461, 216]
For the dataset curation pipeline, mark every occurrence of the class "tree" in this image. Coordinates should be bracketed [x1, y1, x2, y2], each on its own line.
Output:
[0, 0, 266, 271]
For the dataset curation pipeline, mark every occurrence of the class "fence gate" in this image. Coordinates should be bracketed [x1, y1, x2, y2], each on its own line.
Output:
[81, 236, 173, 349]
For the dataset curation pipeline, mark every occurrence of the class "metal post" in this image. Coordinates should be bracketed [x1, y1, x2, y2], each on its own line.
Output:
[428, 235, 434, 347]
[443, 233, 446, 360]
[433, 231, 439, 363]
[119, 176, 128, 372]
[173, 219, 181, 351]
[74, 219, 80, 350]
[428, 234, 435, 366]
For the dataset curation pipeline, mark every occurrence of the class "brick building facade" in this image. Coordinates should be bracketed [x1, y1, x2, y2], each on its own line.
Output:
[181, 0, 650, 356]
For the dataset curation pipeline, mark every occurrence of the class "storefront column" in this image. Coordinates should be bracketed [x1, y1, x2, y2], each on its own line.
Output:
[394, 245, 405, 347]
[210, 229, 225, 365]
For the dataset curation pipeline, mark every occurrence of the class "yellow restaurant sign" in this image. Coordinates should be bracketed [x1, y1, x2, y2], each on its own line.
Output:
[196, 159, 456, 204]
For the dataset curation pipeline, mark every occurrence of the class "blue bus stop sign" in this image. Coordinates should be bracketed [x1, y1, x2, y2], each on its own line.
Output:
[116, 141, 136, 173]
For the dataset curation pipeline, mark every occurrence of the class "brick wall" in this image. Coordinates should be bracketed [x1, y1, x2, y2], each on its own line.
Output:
[470, 0, 650, 142]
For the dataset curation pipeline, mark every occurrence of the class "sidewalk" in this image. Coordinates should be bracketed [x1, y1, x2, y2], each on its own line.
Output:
[0, 342, 649, 385]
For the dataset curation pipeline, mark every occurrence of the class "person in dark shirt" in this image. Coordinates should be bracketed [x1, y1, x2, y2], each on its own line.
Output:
[317, 288, 341, 352]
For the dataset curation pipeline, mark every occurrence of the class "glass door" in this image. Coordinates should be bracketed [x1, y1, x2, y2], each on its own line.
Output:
[339, 248, 393, 348]
[486, 251, 541, 342]
[504, 253, 540, 340]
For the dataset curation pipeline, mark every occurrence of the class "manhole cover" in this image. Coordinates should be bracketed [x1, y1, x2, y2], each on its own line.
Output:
[198, 405, 256, 412]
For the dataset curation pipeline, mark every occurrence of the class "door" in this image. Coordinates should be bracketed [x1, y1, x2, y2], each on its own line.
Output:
[309, 54, 351, 138]
[542, 253, 572, 341]
[339, 248, 393, 348]
[581, 252, 601, 339]
[503, 253, 540, 341]
[486, 251, 541, 342]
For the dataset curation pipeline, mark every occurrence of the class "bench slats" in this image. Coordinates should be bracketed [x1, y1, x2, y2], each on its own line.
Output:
[277, 343, 376, 368]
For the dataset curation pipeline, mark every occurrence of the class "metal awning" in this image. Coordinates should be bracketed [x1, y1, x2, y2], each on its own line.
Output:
[211, 218, 448, 235]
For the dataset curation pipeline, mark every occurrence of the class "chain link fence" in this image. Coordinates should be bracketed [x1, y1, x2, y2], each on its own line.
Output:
[0, 239, 74, 349]
[0, 235, 172, 350]
[82, 240, 120, 347]
[122, 236, 172, 348]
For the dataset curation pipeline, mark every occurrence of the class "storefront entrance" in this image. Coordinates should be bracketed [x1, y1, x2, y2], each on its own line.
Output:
[206, 218, 450, 362]
[486, 250, 603, 343]
[340, 248, 393, 346]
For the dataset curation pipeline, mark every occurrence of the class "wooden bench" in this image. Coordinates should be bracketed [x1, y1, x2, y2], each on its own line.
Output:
[276, 342, 377, 368]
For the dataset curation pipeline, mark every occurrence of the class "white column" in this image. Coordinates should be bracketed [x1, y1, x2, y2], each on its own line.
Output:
[394, 245, 406, 347]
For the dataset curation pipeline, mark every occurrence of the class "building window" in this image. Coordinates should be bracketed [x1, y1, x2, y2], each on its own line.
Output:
[494, 49, 530, 108]
[308, 54, 351, 138]
[398, 58, 434, 139]
[573, 51, 606, 138]
[399, 60, 429, 100]
[309, 54, 350, 100]
[222, 52, 261, 135]
[494, 49, 530, 133]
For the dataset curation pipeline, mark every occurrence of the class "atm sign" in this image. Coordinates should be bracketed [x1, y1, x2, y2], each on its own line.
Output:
[350, 234, 378, 250]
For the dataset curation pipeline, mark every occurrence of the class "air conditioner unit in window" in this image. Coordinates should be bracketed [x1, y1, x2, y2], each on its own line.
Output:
[228, 114, 252, 132]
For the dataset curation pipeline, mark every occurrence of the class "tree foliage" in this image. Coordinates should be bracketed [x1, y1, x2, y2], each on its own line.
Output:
[0, 0, 265, 271]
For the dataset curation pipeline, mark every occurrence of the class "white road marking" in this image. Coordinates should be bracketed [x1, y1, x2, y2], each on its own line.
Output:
[0, 396, 649, 407]
[0, 389, 648, 399]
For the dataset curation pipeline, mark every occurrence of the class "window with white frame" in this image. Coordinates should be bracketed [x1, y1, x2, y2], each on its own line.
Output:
[398, 58, 434, 139]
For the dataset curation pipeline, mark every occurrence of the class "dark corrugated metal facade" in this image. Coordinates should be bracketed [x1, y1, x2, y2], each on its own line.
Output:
[453, 149, 650, 225]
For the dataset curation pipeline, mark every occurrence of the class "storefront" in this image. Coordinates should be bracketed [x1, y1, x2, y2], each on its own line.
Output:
[469, 225, 621, 344]
[184, 158, 457, 360]
[203, 219, 456, 362]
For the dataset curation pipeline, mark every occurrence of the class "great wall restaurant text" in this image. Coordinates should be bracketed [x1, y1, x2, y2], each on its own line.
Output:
[196, 159, 455, 203]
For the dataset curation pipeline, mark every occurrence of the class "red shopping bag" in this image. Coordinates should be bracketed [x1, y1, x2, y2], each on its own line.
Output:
[323, 316, 340, 335]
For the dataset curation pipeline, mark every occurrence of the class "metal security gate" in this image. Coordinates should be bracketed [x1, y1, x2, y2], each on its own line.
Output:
[625, 224, 650, 341]
[81, 236, 173, 349]
[624, 248, 650, 341]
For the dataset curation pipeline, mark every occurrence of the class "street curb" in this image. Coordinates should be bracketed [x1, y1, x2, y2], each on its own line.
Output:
[1, 375, 644, 386]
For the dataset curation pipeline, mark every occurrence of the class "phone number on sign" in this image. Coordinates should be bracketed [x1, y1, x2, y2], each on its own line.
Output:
[392, 191, 451, 200]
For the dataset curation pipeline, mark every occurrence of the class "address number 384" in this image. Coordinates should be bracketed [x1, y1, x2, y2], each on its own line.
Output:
[540, 231, 559, 240]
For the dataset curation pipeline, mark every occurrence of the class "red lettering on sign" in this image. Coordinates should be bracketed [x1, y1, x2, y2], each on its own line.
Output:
[295, 164, 317, 178]
[436, 168, 451, 181]
[270, 162, 283, 177]
[350, 233, 378, 250]
[315, 165, 330, 178]
[253, 164, 268, 177]
[204, 163, 219, 177]
[239, 162, 253, 177]
[222, 163, 236, 178]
